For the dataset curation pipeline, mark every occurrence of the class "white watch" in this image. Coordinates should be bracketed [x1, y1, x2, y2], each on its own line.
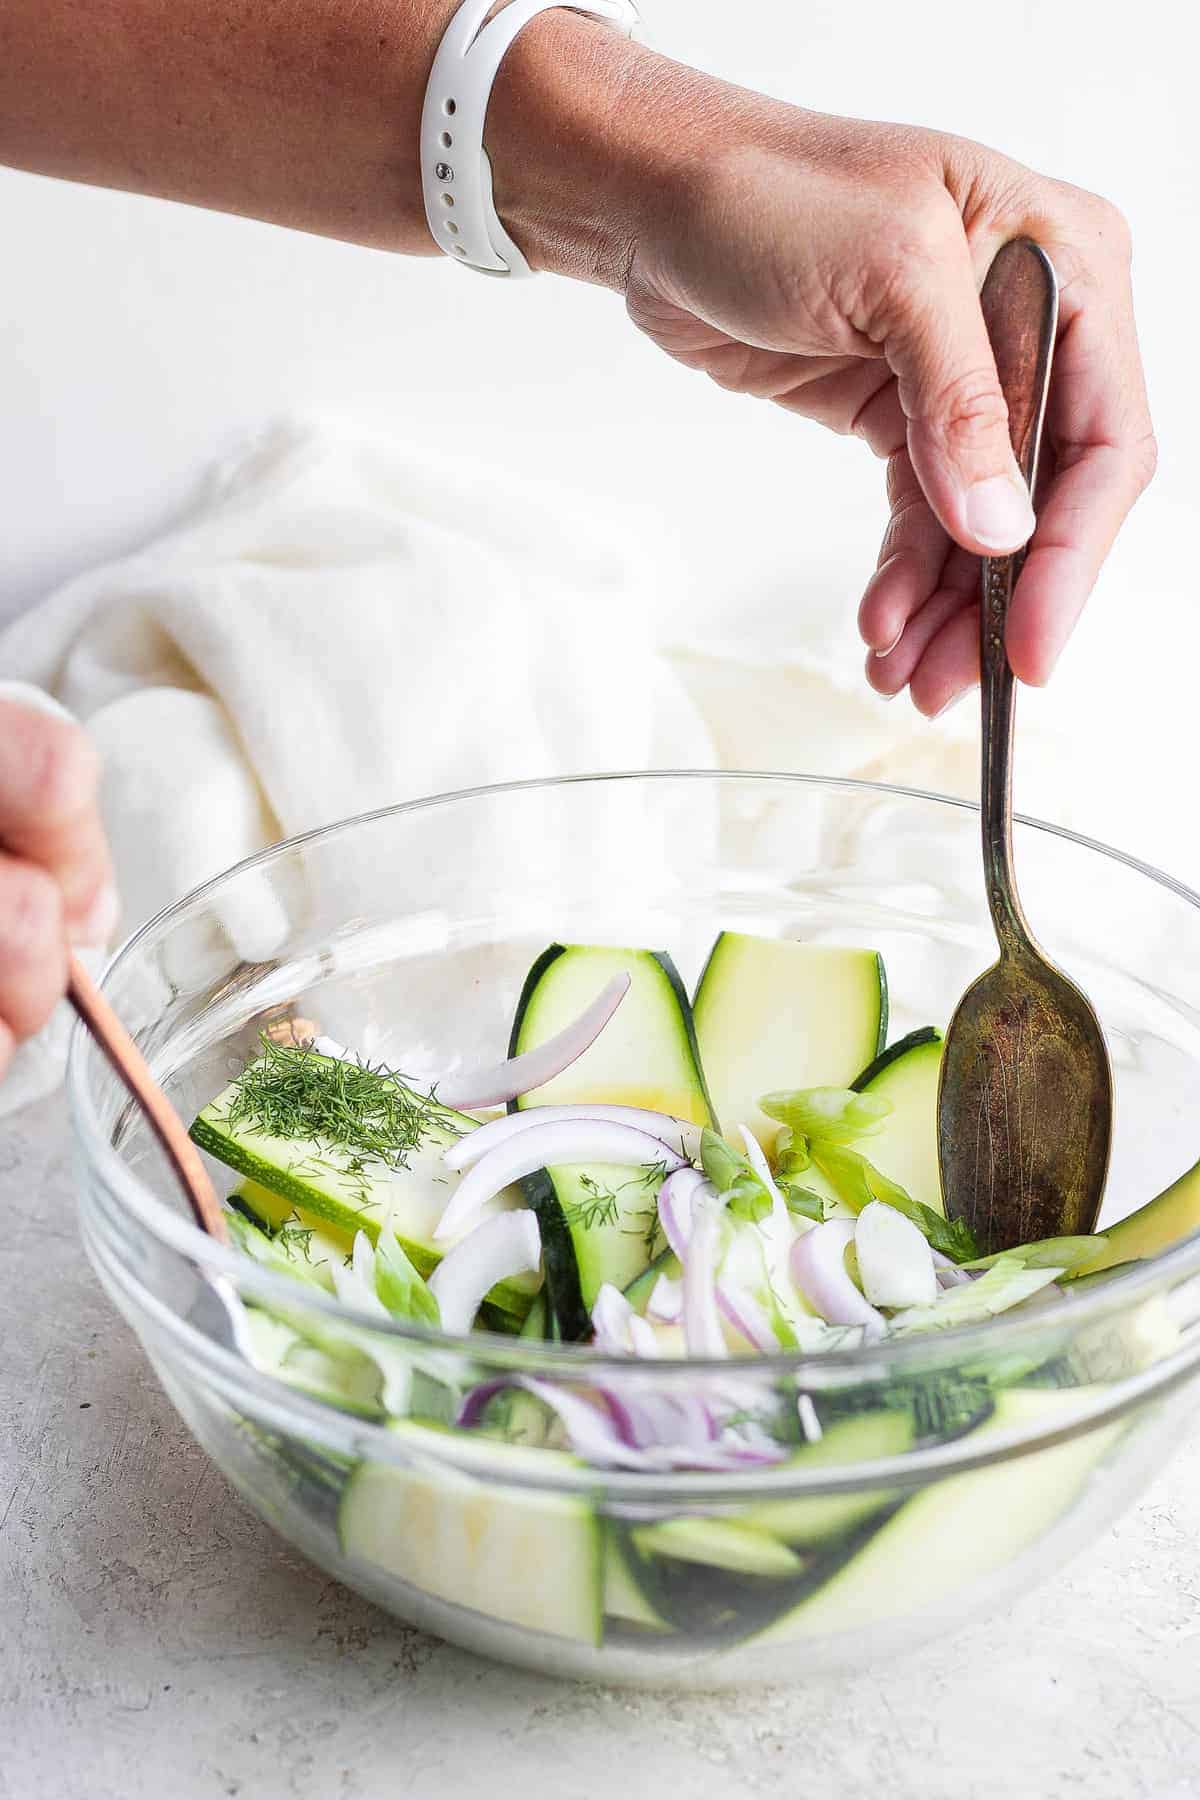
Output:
[420, 0, 641, 279]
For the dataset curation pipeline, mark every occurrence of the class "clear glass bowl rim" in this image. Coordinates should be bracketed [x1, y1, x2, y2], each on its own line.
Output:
[69, 768, 1200, 1388]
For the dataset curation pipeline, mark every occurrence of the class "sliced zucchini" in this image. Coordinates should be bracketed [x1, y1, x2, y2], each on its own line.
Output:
[611, 1521, 805, 1642]
[512, 944, 714, 1122]
[631, 1517, 804, 1579]
[741, 1410, 917, 1545]
[234, 1179, 296, 1233]
[510, 945, 713, 1335]
[850, 1027, 944, 1216]
[242, 1308, 384, 1417]
[520, 1160, 666, 1327]
[623, 1248, 682, 1316]
[233, 1416, 354, 1531]
[338, 1424, 603, 1645]
[231, 1187, 349, 1290]
[603, 1531, 674, 1633]
[192, 1055, 538, 1321]
[1081, 1157, 1200, 1274]
[757, 1388, 1123, 1643]
[693, 933, 887, 1150]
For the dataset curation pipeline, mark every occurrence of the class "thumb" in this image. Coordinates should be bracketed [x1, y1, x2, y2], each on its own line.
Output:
[884, 226, 1036, 557]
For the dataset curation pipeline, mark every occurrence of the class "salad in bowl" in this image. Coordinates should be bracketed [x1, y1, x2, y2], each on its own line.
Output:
[72, 774, 1200, 1684]
[186, 930, 1199, 1660]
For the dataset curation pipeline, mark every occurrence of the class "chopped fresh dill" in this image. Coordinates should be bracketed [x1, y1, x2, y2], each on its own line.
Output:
[623, 1162, 669, 1255]
[562, 1175, 620, 1232]
[562, 1162, 669, 1238]
[626, 1202, 664, 1259]
[275, 1221, 317, 1263]
[219, 1036, 460, 1175]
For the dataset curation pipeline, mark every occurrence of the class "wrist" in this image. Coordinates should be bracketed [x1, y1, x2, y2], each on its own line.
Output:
[483, 10, 701, 288]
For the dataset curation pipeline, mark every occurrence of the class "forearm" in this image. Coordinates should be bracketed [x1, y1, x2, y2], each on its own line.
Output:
[0, 0, 462, 251]
[0, 0, 684, 277]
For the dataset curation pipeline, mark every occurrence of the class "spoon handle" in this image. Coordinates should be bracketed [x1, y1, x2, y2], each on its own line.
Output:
[68, 955, 229, 1242]
[977, 240, 1059, 956]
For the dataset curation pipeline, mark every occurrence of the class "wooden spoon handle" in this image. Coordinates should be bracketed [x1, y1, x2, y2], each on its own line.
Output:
[978, 239, 1059, 956]
[68, 955, 228, 1242]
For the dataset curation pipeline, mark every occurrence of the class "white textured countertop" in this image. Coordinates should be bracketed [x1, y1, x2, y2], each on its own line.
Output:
[3, 1092, 1200, 1800]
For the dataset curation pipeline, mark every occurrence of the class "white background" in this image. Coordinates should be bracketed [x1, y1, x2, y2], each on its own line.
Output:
[1, 0, 1194, 868]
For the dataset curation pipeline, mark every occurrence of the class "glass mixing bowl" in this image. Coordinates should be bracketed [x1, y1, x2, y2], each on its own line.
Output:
[70, 773, 1200, 1688]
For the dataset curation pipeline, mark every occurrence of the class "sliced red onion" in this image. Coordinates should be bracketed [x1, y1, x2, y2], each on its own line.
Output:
[931, 1247, 975, 1289]
[716, 1280, 780, 1353]
[791, 1219, 886, 1337]
[682, 1190, 730, 1357]
[434, 1119, 686, 1243]
[458, 1377, 633, 1464]
[456, 1375, 784, 1471]
[656, 1167, 711, 1259]
[444, 1102, 703, 1172]
[591, 1282, 660, 1357]
[601, 1375, 784, 1467]
[646, 1273, 682, 1323]
[427, 1211, 541, 1334]
[436, 973, 630, 1112]
[855, 1200, 937, 1309]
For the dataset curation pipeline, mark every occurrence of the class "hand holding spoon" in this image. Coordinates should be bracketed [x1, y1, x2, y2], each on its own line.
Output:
[937, 239, 1112, 1253]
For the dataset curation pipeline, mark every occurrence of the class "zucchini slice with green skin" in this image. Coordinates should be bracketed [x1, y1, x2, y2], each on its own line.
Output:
[510, 945, 713, 1337]
[608, 1416, 918, 1642]
[511, 944, 715, 1122]
[850, 1027, 945, 1218]
[631, 1517, 804, 1578]
[231, 1184, 347, 1290]
[622, 1248, 682, 1316]
[608, 1525, 793, 1642]
[740, 1410, 917, 1545]
[234, 1177, 536, 1336]
[755, 1387, 1124, 1644]
[603, 1530, 674, 1633]
[1080, 1156, 1200, 1274]
[609, 1514, 860, 1644]
[338, 1424, 603, 1646]
[192, 1063, 538, 1322]
[693, 933, 887, 1151]
[241, 1309, 385, 1417]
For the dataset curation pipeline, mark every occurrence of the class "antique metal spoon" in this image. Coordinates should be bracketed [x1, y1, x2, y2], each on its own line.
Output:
[69, 956, 254, 1353]
[937, 238, 1112, 1253]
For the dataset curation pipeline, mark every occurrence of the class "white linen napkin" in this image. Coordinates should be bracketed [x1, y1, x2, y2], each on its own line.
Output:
[0, 417, 1020, 1115]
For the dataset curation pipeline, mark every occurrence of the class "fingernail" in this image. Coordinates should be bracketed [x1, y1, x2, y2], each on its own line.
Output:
[932, 689, 972, 721]
[71, 883, 120, 948]
[965, 473, 1036, 551]
[872, 630, 903, 659]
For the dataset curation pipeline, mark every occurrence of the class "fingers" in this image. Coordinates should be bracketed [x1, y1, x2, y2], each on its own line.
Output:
[0, 699, 116, 945]
[879, 205, 1036, 558]
[1005, 448, 1131, 684]
[867, 540, 981, 711]
[0, 851, 68, 1039]
[858, 450, 952, 653]
[1005, 267, 1157, 685]
[0, 700, 116, 1058]
[907, 606, 981, 717]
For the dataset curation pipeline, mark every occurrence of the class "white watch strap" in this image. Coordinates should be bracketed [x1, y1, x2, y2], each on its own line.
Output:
[421, 0, 640, 279]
